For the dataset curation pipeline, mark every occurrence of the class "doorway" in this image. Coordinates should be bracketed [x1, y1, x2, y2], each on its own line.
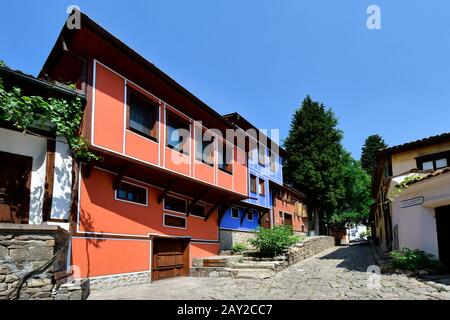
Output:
[435, 205, 450, 269]
[0, 151, 32, 223]
[152, 237, 190, 281]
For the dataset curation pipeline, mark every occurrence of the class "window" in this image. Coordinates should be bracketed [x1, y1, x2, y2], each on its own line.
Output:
[436, 158, 448, 169]
[258, 144, 266, 166]
[219, 140, 233, 174]
[127, 88, 158, 140]
[191, 204, 205, 218]
[166, 111, 190, 155]
[258, 179, 265, 196]
[250, 175, 257, 193]
[417, 152, 450, 171]
[268, 149, 276, 172]
[195, 130, 214, 166]
[164, 196, 187, 213]
[247, 210, 254, 221]
[164, 214, 186, 228]
[279, 211, 283, 218]
[231, 207, 239, 219]
[116, 183, 147, 205]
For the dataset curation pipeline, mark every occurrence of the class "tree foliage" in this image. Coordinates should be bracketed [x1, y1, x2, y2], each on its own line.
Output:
[0, 71, 99, 162]
[283, 96, 346, 231]
[360, 134, 387, 175]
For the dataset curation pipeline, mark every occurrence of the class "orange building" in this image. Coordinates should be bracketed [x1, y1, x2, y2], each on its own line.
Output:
[271, 183, 309, 235]
[40, 13, 248, 283]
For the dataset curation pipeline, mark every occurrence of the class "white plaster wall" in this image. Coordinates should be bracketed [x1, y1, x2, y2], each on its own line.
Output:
[392, 173, 450, 259]
[50, 137, 73, 221]
[0, 127, 47, 224]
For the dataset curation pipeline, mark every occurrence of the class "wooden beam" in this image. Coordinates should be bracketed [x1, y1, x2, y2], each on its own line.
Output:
[205, 198, 230, 222]
[112, 165, 128, 190]
[186, 188, 210, 216]
[157, 179, 177, 204]
[82, 162, 93, 179]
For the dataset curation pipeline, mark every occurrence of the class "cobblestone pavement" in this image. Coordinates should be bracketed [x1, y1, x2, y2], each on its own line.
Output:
[89, 242, 450, 300]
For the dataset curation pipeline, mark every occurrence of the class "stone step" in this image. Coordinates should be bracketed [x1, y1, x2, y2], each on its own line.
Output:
[229, 261, 282, 270]
[233, 269, 276, 279]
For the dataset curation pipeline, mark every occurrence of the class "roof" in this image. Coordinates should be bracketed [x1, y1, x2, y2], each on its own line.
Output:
[401, 167, 450, 187]
[269, 181, 307, 201]
[40, 12, 236, 131]
[383, 132, 450, 154]
[223, 112, 287, 157]
[0, 65, 86, 101]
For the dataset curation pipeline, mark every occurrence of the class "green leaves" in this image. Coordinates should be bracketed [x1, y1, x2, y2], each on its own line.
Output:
[361, 134, 387, 175]
[389, 248, 443, 271]
[249, 225, 300, 257]
[0, 76, 98, 162]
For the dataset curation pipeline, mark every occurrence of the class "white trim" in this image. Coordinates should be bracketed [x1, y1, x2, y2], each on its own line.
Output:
[163, 194, 188, 215]
[123, 80, 127, 154]
[158, 101, 162, 166]
[80, 270, 150, 281]
[77, 165, 82, 231]
[125, 129, 159, 145]
[163, 213, 187, 230]
[163, 104, 166, 167]
[149, 238, 152, 282]
[91, 60, 97, 144]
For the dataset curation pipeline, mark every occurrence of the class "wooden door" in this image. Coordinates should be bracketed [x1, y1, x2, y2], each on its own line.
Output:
[152, 238, 189, 281]
[436, 205, 450, 269]
[0, 151, 32, 224]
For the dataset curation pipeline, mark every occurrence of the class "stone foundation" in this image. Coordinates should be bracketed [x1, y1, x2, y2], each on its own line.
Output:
[0, 223, 88, 300]
[88, 272, 151, 291]
[219, 229, 256, 251]
[286, 236, 335, 265]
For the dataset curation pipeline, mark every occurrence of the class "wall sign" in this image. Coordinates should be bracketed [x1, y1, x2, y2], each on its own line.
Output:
[400, 196, 424, 208]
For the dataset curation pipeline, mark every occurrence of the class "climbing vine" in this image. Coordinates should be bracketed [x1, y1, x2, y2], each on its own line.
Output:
[388, 174, 424, 200]
[0, 63, 100, 162]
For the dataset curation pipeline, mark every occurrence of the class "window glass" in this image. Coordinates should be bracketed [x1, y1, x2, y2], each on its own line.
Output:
[247, 210, 254, 221]
[164, 196, 187, 213]
[164, 215, 186, 228]
[231, 207, 239, 219]
[258, 179, 265, 196]
[116, 183, 147, 205]
[191, 204, 205, 218]
[195, 130, 214, 166]
[422, 161, 433, 170]
[166, 112, 190, 154]
[219, 141, 233, 173]
[436, 158, 448, 169]
[250, 175, 257, 193]
[128, 89, 157, 139]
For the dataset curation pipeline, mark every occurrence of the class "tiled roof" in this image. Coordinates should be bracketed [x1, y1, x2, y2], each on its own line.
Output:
[403, 167, 450, 186]
[383, 132, 450, 154]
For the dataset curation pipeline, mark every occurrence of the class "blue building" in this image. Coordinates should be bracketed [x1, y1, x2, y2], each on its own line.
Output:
[218, 113, 285, 250]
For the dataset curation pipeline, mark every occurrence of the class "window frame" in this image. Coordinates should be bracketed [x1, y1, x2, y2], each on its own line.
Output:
[246, 210, 254, 221]
[195, 129, 215, 166]
[218, 139, 233, 174]
[163, 195, 188, 214]
[231, 207, 240, 219]
[258, 144, 266, 166]
[163, 213, 187, 229]
[258, 178, 265, 196]
[165, 110, 191, 155]
[126, 87, 159, 142]
[115, 182, 148, 206]
[191, 204, 206, 218]
[416, 151, 450, 171]
[249, 175, 257, 194]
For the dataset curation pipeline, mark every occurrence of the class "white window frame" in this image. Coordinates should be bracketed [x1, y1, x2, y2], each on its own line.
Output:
[114, 181, 148, 207]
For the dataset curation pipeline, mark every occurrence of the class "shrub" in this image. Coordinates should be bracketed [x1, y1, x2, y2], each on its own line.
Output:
[232, 242, 248, 253]
[389, 248, 443, 271]
[249, 225, 300, 257]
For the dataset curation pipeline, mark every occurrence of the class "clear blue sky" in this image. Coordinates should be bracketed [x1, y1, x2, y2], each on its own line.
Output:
[1, 1, 449, 158]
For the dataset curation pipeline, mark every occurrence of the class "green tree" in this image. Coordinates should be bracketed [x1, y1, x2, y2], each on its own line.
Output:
[328, 152, 373, 228]
[283, 96, 346, 234]
[360, 134, 387, 175]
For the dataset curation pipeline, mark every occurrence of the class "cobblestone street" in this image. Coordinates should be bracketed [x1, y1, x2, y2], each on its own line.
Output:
[89, 242, 450, 300]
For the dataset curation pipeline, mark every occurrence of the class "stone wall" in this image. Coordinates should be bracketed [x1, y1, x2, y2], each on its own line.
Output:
[0, 223, 89, 300]
[88, 272, 151, 291]
[286, 236, 335, 266]
[219, 229, 257, 251]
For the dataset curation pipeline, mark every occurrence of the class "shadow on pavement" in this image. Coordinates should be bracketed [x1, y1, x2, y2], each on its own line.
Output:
[317, 241, 375, 272]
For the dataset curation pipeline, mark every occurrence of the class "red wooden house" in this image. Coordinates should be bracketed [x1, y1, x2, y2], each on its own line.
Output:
[40, 13, 248, 282]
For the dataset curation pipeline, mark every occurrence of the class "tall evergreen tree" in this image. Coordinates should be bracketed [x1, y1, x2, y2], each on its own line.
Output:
[360, 134, 387, 175]
[283, 96, 346, 234]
